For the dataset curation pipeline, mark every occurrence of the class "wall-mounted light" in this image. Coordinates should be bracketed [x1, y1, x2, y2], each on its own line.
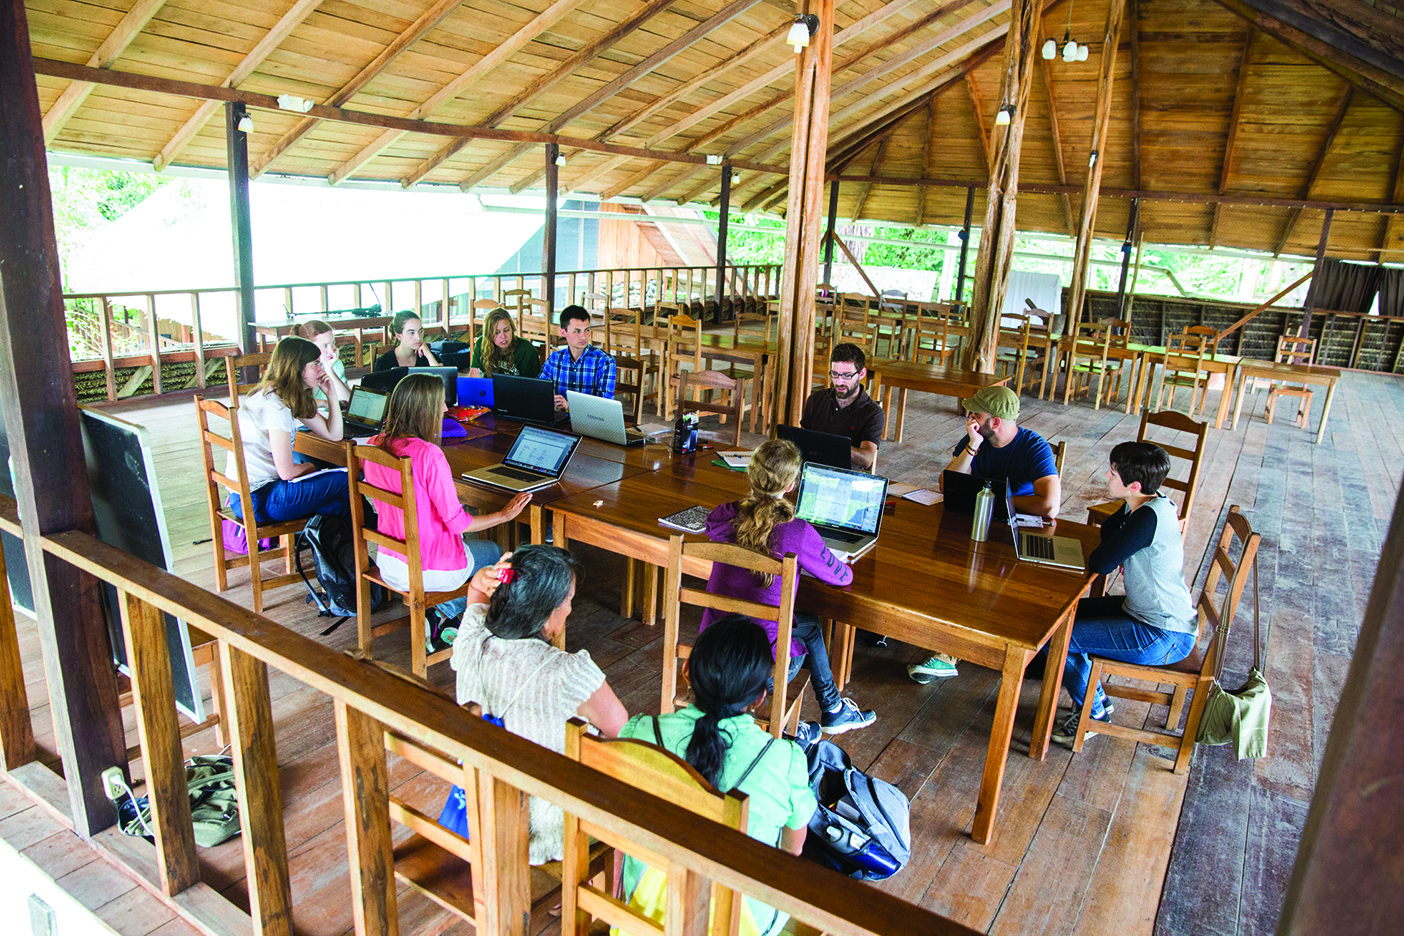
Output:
[1088, 150, 1099, 168]
[706, 154, 722, 165]
[1077, 44, 1089, 62]
[787, 14, 819, 53]
[554, 152, 567, 167]
[731, 172, 741, 184]
[276, 94, 314, 113]
[1062, 35, 1080, 61]
[994, 104, 1014, 126]
[236, 114, 254, 134]
[1042, 37, 1057, 59]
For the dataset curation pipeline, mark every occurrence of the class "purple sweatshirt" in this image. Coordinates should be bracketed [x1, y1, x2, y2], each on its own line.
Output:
[702, 501, 853, 660]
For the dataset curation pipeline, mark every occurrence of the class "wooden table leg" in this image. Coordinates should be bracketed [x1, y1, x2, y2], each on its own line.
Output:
[641, 563, 659, 627]
[1231, 364, 1249, 430]
[530, 505, 547, 545]
[830, 620, 853, 691]
[972, 650, 1028, 845]
[1030, 610, 1074, 760]
[1213, 365, 1234, 429]
[1315, 378, 1339, 445]
[895, 388, 908, 443]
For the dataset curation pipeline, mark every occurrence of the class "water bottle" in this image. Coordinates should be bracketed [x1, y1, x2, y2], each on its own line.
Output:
[971, 481, 994, 542]
[672, 412, 698, 454]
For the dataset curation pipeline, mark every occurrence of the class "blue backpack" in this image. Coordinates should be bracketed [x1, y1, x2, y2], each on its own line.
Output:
[802, 740, 911, 881]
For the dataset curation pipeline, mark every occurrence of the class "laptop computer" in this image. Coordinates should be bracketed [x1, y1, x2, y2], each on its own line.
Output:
[941, 470, 1013, 525]
[776, 423, 852, 470]
[408, 366, 459, 406]
[359, 367, 407, 396]
[457, 376, 494, 408]
[492, 374, 571, 426]
[341, 386, 389, 436]
[793, 463, 889, 562]
[567, 391, 646, 446]
[1008, 492, 1086, 571]
[460, 425, 582, 492]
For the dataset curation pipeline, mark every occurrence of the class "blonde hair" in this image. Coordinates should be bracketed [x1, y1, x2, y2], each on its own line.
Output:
[253, 337, 319, 420]
[733, 439, 801, 586]
[379, 374, 444, 450]
[297, 319, 333, 341]
[474, 308, 519, 376]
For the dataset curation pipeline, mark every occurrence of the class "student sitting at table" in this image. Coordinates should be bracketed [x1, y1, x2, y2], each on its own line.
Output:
[800, 342, 885, 470]
[466, 307, 541, 379]
[910, 384, 1061, 683]
[227, 336, 349, 523]
[538, 304, 615, 411]
[451, 546, 629, 865]
[363, 374, 530, 652]
[297, 319, 351, 405]
[1050, 441, 1197, 745]
[616, 615, 816, 936]
[704, 439, 875, 736]
[373, 310, 442, 371]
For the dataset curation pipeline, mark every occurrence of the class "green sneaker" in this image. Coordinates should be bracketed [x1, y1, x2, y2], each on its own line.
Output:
[907, 653, 959, 684]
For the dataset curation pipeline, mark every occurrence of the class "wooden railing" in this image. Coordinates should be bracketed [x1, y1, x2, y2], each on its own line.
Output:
[0, 494, 966, 936]
[63, 264, 781, 403]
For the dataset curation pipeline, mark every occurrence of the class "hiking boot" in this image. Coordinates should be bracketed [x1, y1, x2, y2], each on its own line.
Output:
[1051, 705, 1114, 746]
[820, 698, 876, 735]
[907, 653, 959, 684]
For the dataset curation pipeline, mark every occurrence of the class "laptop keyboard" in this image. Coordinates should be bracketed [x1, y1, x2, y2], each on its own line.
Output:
[1023, 534, 1056, 560]
[491, 466, 546, 482]
[824, 529, 865, 544]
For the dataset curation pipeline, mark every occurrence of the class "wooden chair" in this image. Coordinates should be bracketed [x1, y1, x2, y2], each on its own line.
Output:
[1051, 439, 1067, 476]
[676, 370, 750, 447]
[909, 310, 957, 366]
[225, 350, 272, 402]
[195, 395, 308, 614]
[1085, 409, 1209, 534]
[1071, 506, 1261, 774]
[834, 295, 880, 358]
[1265, 334, 1318, 428]
[733, 303, 773, 345]
[1062, 320, 1128, 409]
[663, 312, 704, 419]
[661, 534, 806, 738]
[347, 444, 467, 678]
[994, 314, 1037, 394]
[1153, 331, 1213, 415]
[614, 355, 646, 426]
[561, 717, 748, 936]
[518, 297, 554, 354]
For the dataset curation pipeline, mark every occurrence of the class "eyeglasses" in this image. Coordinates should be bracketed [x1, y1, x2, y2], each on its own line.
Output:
[828, 370, 860, 381]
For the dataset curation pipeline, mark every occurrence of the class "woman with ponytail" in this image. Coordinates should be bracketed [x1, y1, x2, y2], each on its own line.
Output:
[702, 439, 875, 735]
[616, 615, 816, 936]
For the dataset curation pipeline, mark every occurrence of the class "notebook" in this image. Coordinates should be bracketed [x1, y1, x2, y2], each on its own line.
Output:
[658, 505, 709, 534]
[460, 425, 581, 492]
[567, 391, 646, 446]
[342, 386, 389, 436]
[793, 463, 889, 561]
[1008, 491, 1085, 571]
[776, 423, 852, 470]
[492, 374, 570, 426]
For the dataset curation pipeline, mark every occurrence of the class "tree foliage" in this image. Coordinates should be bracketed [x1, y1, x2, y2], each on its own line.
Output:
[47, 166, 175, 273]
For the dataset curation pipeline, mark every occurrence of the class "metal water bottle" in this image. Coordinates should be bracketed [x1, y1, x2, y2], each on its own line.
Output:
[971, 481, 994, 542]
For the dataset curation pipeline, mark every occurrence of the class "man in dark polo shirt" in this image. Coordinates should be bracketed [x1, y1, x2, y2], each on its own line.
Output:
[800, 342, 885, 470]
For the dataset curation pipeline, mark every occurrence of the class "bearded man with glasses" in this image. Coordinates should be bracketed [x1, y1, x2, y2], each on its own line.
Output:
[799, 342, 885, 471]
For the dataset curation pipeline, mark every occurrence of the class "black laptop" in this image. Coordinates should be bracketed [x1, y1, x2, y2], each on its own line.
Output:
[775, 423, 852, 470]
[408, 366, 458, 406]
[341, 386, 389, 436]
[359, 367, 407, 396]
[941, 470, 1012, 524]
[492, 374, 570, 426]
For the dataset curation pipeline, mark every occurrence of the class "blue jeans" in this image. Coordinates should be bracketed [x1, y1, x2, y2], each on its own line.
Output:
[229, 472, 351, 523]
[772, 613, 841, 712]
[435, 537, 504, 621]
[1064, 596, 1197, 718]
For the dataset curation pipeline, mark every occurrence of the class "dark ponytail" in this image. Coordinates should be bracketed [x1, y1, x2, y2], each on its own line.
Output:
[684, 615, 773, 789]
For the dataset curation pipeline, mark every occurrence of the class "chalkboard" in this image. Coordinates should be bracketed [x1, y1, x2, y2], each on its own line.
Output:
[80, 408, 204, 723]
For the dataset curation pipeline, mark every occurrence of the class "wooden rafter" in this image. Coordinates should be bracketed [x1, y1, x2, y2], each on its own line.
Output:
[249, 0, 467, 178]
[41, 0, 167, 142]
[1273, 83, 1354, 255]
[152, 0, 322, 172]
[1128, 0, 1142, 190]
[852, 139, 889, 220]
[1209, 26, 1256, 246]
[1381, 137, 1404, 261]
[917, 95, 937, 225]
[1035, 35, 1075, 236]
[395, 0, 674, 189]
[966, 72, 992, 172]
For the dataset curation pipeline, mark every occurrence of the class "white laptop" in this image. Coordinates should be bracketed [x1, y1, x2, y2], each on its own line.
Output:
[566, 391, 646, 446]
[1008, 492, 1086, 571]
[793, 463, 889, 562]
[461, 425, 582, 492]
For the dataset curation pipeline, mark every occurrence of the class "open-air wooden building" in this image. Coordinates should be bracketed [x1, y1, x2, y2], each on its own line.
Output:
[1, 0, 1403, 934]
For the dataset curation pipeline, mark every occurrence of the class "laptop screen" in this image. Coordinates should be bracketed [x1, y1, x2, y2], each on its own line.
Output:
[347, 388, 387, 425]
[795, 463, 887, 535]
[504, 426, 577, 475]
[408, 366, 458, 406]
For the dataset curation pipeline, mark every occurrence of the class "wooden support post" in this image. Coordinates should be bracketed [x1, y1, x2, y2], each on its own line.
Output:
[1299, 208, 1334, 339]
[773, 0, 835, 426]
[1115, 197, 1139, 319]
[714, 161, 732, 323]
[0, 0, 125, 836]
[0, 535, 34, 771]
[335, 701, 397, 936]
[963, 0, 1043, 373]
[226, 101, 258, 357]
[1065, 0, 1128, 337]
[221, 643, 293, 935]
[955, 186, 974, 305]
[822, 180, 840, 287]
[476, 772, 531, 936]
[543, 143, 559, 321]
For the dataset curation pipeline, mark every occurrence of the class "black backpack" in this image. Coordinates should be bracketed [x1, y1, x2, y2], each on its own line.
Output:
[802, 739, 911, 881]
[297, 509, 384, 631]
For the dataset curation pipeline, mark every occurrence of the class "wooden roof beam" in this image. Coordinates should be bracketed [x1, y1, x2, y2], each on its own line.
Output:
[152, 0, 323, 172]
[1272, 83, 1354, 255]
[1128, 0, 1142, 190]
[392, 0, 673, 189]
[917, 96, 938, 225]
[1381, 139, 1404, 262]
[250, 0, 467, 178]
[1209, 26, 1256, 247]
[1214, 0, 1404, 113]
[966, 72, 992, 173]
[852, 139, 889, 221]
[42, 0, 168, 142]
[1035, 31, 1075, 236]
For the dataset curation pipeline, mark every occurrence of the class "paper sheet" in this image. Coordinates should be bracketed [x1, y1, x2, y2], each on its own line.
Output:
[902, 488, 942, 506]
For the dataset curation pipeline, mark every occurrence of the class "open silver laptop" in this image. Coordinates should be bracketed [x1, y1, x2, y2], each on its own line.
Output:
[794, 463, 889, 561]
[461, 425, 581, 492]
[566, 391, 646, 446]
[1008, 491, 1086, 571]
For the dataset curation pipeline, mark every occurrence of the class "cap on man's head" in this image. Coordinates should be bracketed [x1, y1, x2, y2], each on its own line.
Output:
[961, 385, 1019, 420]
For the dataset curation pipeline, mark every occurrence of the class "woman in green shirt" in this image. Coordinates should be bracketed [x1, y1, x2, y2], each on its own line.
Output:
[467, 307, 541, 378]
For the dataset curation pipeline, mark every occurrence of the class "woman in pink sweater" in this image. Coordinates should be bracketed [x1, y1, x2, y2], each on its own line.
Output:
[364, 375, 529, 651]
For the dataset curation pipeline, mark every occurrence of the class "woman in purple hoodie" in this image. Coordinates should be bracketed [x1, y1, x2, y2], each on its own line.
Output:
[703, 439, 875, 735]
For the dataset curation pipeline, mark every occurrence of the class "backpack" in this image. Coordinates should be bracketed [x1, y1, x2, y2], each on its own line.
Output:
[801, 739, 911, 881]
[118, 754, 242, 848]
[297, 509, 385, 629]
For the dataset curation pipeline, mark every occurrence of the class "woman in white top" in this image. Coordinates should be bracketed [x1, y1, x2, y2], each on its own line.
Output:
[451, 546, 628, 864]
[228, 336, 350, 523]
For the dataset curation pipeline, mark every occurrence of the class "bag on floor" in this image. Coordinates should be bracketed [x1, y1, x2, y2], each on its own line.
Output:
[219, 517, 272, 556]
[297, 508, 384, 621]
[119, 754, 242, 848]
[1197, 551, 1271, 758]
[802, 740, 910, 881]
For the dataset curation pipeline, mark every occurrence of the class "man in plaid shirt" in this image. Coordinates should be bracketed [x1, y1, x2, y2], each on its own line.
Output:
[540, 304, 617, 411]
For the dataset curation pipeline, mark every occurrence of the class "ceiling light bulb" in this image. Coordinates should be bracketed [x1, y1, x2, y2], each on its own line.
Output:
[994, 105, 1011, 126]
[236, 114, 253, 133]
[1042, 38, 1057, 59]
[1089, 150, 1099, 167]
[787, 18, 810, 53]
[554, 153, 567, 166]
[1077, 44, 1089, 62]
[731, 172, 741, 184]
[1063, 40, 1078, 62]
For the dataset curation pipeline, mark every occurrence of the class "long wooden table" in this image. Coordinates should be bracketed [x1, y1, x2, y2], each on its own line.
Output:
[540, 457, 1100, 845]
[866, 360, 1013, 442]
[1228, 359, 1342, 444]
[1127, 344, 1242, 428]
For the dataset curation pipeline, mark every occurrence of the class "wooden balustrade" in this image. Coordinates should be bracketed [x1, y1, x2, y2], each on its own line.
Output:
[0, 493, 969, 936]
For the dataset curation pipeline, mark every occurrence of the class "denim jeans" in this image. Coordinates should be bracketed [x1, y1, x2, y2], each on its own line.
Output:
[773, 613, 841, 712]
[434, 537, 504, 621]
[229, 472, 351, 523]
[1065, 596, 1197, 718]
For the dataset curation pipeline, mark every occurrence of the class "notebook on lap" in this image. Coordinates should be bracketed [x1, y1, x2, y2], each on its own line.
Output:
[342, 386, 389, 436]
[793, 463, 889, 562]
[460, 425, 581, 492]
[492, 374, 570, 426]
[567, 391, 646, 446]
